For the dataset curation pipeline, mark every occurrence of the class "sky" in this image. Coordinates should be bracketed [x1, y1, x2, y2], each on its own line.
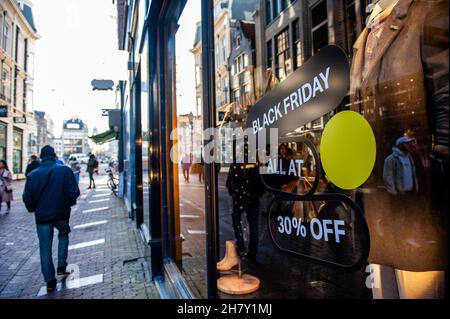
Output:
[32, 0, 127, 138]
[32, 0, 201, 138]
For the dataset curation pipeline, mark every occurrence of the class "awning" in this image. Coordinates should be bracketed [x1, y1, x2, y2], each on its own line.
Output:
[89, 129, 118, 145]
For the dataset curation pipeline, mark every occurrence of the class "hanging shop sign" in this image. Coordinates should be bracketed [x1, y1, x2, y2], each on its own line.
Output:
[13, 116, 26, 124]
[245, 45, 350, 137]
[241, 46, 372, 271]
[0, 105, 8, 118]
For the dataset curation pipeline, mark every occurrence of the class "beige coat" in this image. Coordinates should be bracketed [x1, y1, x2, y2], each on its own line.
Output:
[350, 0, 448, 271]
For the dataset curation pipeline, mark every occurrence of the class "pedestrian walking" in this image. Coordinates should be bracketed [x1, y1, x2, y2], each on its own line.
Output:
[0, 160, 13, 214]
[68, 156, 81, 185]
[25, 155, 41, 177]
[87, 154, 99, 189]
[22, 145, 80, 292]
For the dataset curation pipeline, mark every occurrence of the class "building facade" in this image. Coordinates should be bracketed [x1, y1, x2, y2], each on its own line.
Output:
[33, 110, 48, 153]
[0, 0, 39, 178]
[52, 137, 64, 159]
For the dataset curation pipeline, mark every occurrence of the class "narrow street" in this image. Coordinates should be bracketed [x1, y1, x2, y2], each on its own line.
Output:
[0, 173, 159, 299]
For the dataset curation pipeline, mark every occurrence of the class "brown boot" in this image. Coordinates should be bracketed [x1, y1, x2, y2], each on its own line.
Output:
[217, 240, 240, 271]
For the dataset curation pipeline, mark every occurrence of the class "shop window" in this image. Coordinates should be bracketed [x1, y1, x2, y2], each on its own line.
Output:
[174, 0, 206, 298]
[311, 0, 329, 55]
[293, 19, 302, 70]
[275, 28, 291, 81]
[13, 128, 23, 174]
[141, 36, 151, 232]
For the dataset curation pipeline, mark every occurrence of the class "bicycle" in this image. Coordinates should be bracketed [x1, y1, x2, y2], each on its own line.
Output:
[106, 168, 119, 196]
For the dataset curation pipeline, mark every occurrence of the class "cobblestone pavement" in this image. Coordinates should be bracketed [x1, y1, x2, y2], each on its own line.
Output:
[0, 175, 159, 299]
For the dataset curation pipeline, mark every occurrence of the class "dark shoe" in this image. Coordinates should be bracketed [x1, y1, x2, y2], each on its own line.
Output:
[46, 279, 57, 292]
[57, 266, 70, 276]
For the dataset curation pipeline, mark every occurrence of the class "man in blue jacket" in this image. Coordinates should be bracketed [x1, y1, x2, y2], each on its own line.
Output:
[23, 145, 80, 292]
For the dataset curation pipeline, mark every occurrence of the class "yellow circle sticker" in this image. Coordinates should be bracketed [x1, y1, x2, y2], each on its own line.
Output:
[320, 111, 376, 190]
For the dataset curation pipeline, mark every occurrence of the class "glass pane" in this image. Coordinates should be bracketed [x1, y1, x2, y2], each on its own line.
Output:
[141, 37, 151, 230]
[214, 0, 449, 299]
[174, 0, 206, 298]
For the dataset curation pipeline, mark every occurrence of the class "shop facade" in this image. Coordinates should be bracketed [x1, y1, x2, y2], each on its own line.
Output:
[116, 0, 448, 299]
[0, 0, 39, 179]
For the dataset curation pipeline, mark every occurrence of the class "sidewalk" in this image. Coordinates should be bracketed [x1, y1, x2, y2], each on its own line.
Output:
[0, 175, 159, 299]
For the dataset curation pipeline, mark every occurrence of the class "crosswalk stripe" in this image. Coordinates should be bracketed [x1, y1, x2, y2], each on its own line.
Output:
[37, 274, 104, 296]
[88, 199, 110, 204]
[93, 194, 110, 198]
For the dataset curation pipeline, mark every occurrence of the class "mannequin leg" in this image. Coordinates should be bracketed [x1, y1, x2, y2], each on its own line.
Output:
[231, 206, 245, 256]
[246, 206, 259, 260]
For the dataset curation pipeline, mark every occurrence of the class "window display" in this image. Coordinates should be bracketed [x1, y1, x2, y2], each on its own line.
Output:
[348, 0, 448, 298]
[120, 0, 448, 300]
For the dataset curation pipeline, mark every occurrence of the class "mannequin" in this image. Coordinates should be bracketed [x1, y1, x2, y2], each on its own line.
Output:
[350, 0, 448, 299]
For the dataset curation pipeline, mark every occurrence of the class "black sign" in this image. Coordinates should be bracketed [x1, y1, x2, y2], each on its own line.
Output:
[0, 105, 7, 118]
[13, 116, 26, 124]
[245, 45, 350, 137]
[91, 79, 114, 91]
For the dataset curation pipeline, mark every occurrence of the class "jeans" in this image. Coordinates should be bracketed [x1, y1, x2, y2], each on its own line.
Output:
[36, 220, 71, 282]
[88, 172, 95, 188]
